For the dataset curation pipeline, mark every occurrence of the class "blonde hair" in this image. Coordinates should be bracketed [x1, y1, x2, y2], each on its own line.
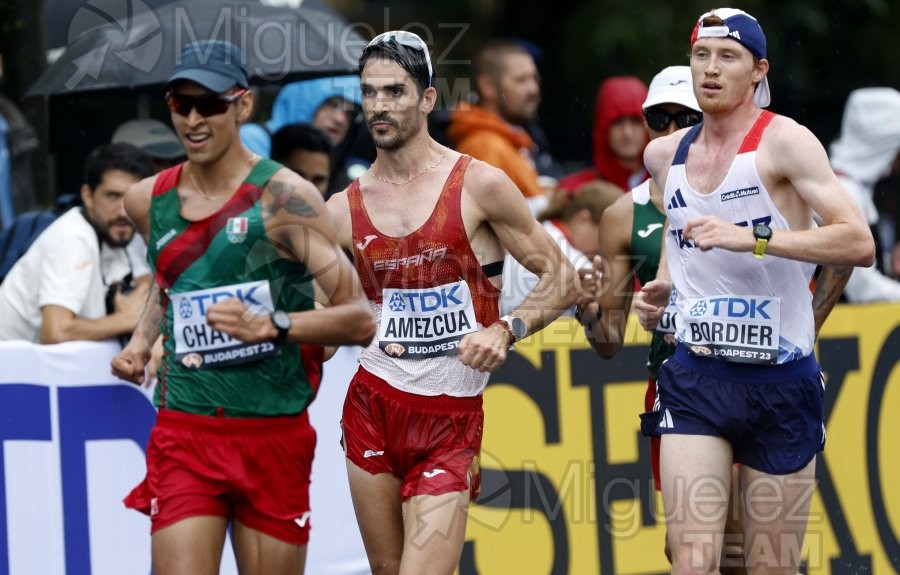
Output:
[538, 181, 622, 224]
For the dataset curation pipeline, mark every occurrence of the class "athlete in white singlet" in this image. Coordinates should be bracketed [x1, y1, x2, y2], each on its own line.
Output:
[633, 9, 874, 574]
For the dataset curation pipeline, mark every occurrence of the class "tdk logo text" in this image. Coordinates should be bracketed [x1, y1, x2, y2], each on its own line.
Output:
[392, 285, 463, 312]
[693, 297, 773, 319]
[188, 285, 263, 315]
[670, 228, 696, 249]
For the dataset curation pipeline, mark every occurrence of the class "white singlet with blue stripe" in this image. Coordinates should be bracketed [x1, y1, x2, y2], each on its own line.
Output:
[663, 111, 816, 364]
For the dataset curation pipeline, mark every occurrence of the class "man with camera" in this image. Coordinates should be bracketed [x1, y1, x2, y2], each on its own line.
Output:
[0, 142, 153, 343]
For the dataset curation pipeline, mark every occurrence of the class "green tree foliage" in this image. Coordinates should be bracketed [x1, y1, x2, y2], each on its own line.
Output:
[485, 0, 900, 164]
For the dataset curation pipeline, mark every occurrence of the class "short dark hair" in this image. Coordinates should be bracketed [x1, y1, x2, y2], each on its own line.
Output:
[473, 40, 532, 93]
[84, 143, 155, 190]
[270, 123, 333, 163]
[359, 39, 431, 96]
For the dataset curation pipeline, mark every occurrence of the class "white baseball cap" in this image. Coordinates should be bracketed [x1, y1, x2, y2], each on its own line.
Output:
[642, 66, 701, 112]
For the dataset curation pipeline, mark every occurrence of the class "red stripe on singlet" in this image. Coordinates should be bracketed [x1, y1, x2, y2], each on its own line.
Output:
[153, 164, 181, 197]
[737, 110, 777, 154]
[154, 182, 264, 290]
[157, 290, 170, 408]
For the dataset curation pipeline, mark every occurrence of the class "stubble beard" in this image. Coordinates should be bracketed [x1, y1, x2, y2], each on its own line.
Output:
[103, 230, 134, 249]
[500, 99, 538, 127]
[92, 216, 134, 248]
[371, 113, 423, 151]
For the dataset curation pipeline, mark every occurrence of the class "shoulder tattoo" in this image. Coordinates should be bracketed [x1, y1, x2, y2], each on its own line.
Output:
[266, 180, 318, 219]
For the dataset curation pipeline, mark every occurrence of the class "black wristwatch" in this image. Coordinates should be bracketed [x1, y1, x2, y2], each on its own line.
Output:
[270, 310, 292, 344]
[753, 223, 772, 259]
[575, 305, 603, 328]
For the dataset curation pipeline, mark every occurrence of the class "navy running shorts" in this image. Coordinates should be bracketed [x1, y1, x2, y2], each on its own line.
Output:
[640, 346, 825, 475]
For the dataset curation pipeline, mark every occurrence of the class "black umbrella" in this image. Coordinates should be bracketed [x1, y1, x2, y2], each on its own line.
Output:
[28, 0, 367, 97]
[44, 0, 177, 50]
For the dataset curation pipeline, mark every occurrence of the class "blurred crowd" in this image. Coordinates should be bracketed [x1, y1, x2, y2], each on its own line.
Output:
[1, 33, 899, 346]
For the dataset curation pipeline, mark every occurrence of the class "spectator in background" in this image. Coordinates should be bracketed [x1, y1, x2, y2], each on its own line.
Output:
[112, 119, 186, 172]
[447, 39, 549, 214]
[111, 118, 184, 320]
[270, 123, 333, 196]
[873, 166, 900, 276]
[559, 76, 649, 193]
[0, 51, 40, 227]
[0, 143, 153, 343]
[508, 39, 565, 185]
[500, 181, 620, 316]
[240, 75, 368, 196]
[891, 241, 900, 279]
[585, 64, 702, 395]
[829, 87, 900, 302]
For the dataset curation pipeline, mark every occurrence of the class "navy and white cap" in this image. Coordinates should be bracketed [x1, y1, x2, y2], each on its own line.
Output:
[166, 40, 249, 93]
[690, 8, 770, 108]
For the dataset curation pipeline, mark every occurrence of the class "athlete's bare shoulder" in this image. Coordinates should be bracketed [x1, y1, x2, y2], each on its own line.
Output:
[125, 172, 159, 204]
[606, 190, 636, 232]
[599, 190, 635, 254]
[325, 187, 352, 249]
[757, 114, 831, 186]
[326, 187, 350, 216]
[123, 173, 160, 237]
[644, 129, 687, 173]
[456, 156, 536, 234]
[261, 167, 346, 259]
[459, 156, 520, 204]
[758, 114, 820, 162]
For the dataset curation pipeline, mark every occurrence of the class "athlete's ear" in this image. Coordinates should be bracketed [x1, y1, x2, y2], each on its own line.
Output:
[753, 58, 769, 85]
[80, 183, 94, 212]
[421, 85, 437, 114]
[475, 73, 497, 104]
[237, 89, 255, 124]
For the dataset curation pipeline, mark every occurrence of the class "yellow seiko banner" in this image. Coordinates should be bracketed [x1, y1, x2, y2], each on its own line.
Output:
[464, 303, 900, 574]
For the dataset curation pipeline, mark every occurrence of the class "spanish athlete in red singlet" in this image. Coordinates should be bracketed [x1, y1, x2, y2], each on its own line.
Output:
[326, 31, 579, 574]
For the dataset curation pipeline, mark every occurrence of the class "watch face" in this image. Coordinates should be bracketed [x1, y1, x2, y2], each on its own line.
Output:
[508, 316, 527, 339]
[754, 224, 772, 240]
[273, 311, 291, 331]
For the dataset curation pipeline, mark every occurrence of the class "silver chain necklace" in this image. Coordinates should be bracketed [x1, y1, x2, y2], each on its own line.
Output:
[370, 147, 446, 186]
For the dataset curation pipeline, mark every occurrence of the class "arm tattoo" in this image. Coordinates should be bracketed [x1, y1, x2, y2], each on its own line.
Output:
[266, 181, 318, 219]
[812, 265, 852, 333]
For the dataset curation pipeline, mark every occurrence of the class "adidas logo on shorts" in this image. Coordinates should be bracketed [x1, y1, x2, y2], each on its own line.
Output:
[658, 408, 675, 429]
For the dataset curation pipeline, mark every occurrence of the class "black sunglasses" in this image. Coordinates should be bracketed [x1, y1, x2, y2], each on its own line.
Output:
[166, 89, 248, 117]
[644, 109, 703, 132]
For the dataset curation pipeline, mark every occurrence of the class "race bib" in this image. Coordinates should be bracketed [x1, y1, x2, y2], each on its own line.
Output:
[378, 280, 478, 359]
[171, 280, 279, 369]
[655, 286, 679, 335]
[683, 295, 780, 364]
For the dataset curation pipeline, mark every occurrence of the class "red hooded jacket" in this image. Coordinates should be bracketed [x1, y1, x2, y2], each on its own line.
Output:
[560, 76, 649, 192]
